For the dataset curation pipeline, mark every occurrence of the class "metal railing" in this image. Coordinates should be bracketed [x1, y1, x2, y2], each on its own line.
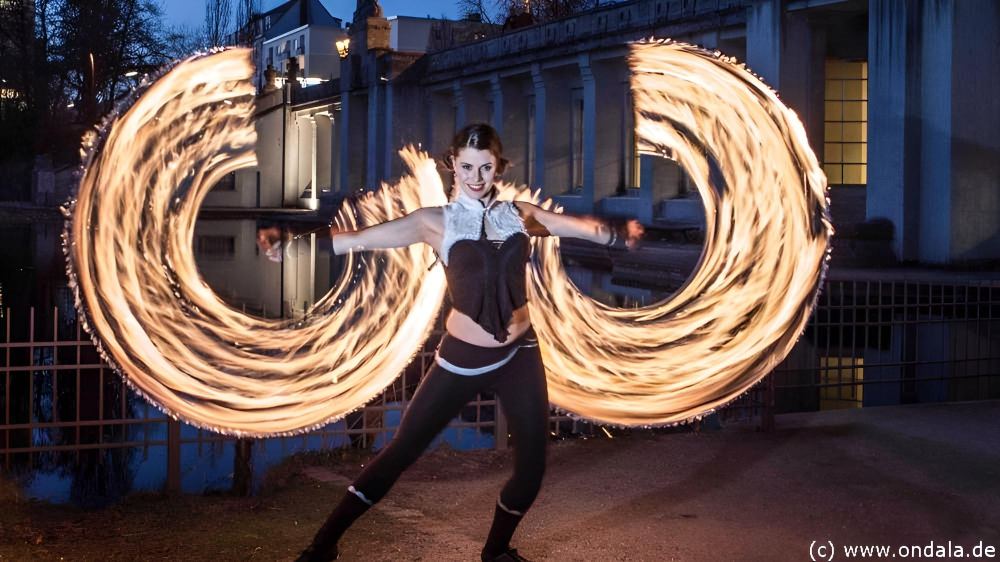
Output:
[0, 303, 615, 494]
[17, 277, 996, 493]
[770, 279, 1000, 412]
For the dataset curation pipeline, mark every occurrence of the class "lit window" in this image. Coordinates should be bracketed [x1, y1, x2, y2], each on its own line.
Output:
[823, 59, 867, 185]
[819, 356, 863, 410]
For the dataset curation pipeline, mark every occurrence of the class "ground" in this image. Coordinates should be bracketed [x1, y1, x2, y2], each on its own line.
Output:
[2, 400, 999, 561]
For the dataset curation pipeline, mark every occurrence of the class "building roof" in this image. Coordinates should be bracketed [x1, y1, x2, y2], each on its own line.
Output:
[262, 0, 342, 40]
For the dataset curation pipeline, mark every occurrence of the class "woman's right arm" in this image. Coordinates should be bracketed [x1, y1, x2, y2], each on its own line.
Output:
[330, 207, 439, 255]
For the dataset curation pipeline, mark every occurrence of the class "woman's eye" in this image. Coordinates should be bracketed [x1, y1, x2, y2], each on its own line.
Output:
[462, 164, 472, 170]
[483, 165, 492, 172]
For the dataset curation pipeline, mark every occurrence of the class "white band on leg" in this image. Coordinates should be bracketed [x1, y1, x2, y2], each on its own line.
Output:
[497, 497, 524, 516]
[348, 485, 374, 506]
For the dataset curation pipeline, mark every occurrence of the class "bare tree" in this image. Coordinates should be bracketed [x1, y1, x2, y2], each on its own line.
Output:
[525, 0, 598, 23]
[457, 0, 500, 25]
[203, 0, 232, 48]
[163, 23, 205, 59]
[0, 0, 178, 170]
[457, 0, 597, 31]
[232, 0, 260, 45]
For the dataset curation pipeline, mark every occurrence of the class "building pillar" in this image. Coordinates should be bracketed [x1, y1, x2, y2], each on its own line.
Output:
[579, 54, 596, 213]
[383, 81, 395, 180]
[868, 0, 919, 260]
[309, 115, 318, 209]
[745, 0, 782, 87]
[367, 82, 381, 188]
[530, 64, 546, 189]
[452, 80, 466, 129]
[338, 94, 351, 193]
[330, 111, 340, 192]
[489, 74, 504, 135]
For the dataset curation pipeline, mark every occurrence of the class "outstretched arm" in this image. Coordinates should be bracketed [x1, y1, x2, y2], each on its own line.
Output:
[331, 207, 440, 255]
[514, 201, 643, 250]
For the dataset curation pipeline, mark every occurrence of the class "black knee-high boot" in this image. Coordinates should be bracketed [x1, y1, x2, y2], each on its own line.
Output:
[481, 501, 530, 561]
[296, 489, 372, 562]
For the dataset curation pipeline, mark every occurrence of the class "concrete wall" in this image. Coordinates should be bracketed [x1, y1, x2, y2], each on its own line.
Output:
[869, 0, 1000, 263]
[306, 27, 347, 80]
[389, 17, 435, 52]
[949, 0, 1000, 261]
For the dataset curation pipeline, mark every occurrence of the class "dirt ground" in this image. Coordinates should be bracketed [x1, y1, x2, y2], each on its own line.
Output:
[2, 400, 999, 561]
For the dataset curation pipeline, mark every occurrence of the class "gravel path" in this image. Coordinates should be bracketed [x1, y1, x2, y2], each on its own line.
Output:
[3, 400, 999, 561]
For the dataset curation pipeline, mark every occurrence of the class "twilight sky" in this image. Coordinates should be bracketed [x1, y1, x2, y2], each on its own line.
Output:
[161, 0, 462, 30]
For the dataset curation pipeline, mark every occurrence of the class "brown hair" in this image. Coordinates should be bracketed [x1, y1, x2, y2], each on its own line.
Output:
[441, 122, 510, 175]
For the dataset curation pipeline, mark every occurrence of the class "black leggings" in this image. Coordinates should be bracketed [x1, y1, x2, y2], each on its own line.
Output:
[351, 328, 549, 514]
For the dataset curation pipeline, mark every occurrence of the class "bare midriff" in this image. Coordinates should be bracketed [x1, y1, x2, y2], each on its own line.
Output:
[445, 304, 532, 347]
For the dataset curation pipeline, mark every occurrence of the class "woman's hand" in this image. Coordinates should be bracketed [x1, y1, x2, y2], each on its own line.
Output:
[256, 225, 284, 262]
[624, 219, 644, 251]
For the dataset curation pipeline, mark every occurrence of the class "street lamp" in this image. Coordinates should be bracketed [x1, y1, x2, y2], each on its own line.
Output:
[335, 38, 350, 59]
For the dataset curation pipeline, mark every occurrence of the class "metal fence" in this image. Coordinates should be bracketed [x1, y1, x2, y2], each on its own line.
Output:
[770, 279, 1000, 412]
[11, 277, 995, 496]
[0, 304, 620, 497]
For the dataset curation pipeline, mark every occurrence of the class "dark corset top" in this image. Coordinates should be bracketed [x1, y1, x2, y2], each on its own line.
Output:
[445, 233, 530, 343]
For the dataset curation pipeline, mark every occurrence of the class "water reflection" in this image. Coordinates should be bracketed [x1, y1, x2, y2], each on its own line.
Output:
[563, 263, 674, 308]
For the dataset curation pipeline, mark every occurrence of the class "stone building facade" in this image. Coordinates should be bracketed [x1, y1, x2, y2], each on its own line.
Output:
[209, 0, 1000, 266]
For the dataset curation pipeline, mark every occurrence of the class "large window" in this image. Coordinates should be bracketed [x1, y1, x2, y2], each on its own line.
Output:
[824, 59, 867, 185]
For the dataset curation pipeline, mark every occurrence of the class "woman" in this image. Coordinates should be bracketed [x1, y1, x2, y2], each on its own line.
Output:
[297, 123, 642, 562]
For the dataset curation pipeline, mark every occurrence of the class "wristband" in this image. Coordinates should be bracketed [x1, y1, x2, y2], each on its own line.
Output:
[605, 223, 629, 251]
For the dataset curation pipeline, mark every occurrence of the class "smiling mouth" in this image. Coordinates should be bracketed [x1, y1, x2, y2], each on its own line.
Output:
[466, 183, 486, 192]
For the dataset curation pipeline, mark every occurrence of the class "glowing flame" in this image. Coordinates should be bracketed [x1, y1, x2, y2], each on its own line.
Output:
[66, 49, 446, 436]
[524, 40, 832, 426]
[65, 41, 830, 436]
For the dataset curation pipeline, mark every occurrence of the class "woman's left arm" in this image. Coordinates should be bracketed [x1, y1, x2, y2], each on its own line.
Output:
[513, 201, 644, 250]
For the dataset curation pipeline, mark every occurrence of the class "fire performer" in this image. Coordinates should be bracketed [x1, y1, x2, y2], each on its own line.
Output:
[296, 122, 643, 562]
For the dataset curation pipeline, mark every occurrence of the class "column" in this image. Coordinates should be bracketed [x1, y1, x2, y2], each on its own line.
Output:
[309, 115, 318, 209]
[489, 74, 504, 136]
[745, 0, 782, 87]
[530, 63, 546, 189]
[329, 112, 340, 193]
[383, 81, 395, 180]
[367, 83, 381, 188]
[867, 0, 918, 260]
[452, 80, 466, 129]
[579, 54, 596, 212]
[338, 94, 351, 193]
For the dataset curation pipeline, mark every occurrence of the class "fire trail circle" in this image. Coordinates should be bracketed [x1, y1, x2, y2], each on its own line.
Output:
[65, 42, 831, 436]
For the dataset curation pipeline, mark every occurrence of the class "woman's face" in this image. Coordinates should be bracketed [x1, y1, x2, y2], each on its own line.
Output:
[452, 147, 498, 200]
